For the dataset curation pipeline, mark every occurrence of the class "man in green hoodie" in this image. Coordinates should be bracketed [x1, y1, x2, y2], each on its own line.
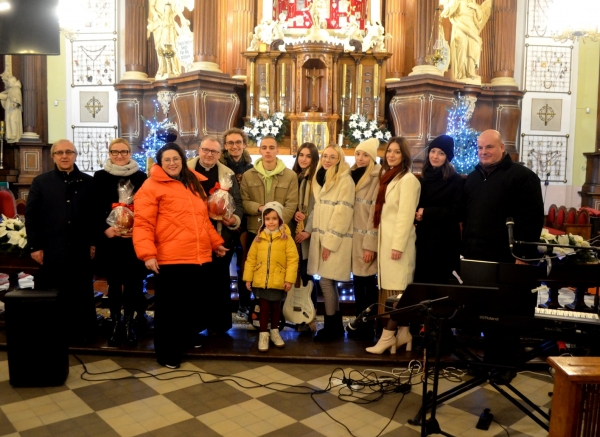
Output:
[240, 135, 298, 241]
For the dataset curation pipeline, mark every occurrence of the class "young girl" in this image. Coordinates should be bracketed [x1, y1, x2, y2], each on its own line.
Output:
[349, 138, 381, 341]
[244, 201, 299, 352]
[307, 144, 355, 341]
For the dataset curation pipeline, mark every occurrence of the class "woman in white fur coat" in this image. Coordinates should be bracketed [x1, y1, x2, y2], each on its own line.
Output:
[366, 136, 421, 354]
[348, 138, 381, 341]
[307, 144, 355, 341]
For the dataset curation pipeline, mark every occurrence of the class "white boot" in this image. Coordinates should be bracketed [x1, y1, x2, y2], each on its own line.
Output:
[396, 326, 413, 352]
[258, 332, 269, 352]
[365, 329, 397, 354]
[270, 329, 285, 347]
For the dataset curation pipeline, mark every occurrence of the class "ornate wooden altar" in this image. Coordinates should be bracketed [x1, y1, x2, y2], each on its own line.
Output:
[242, 43, 391, 153]
[114, 72, 245, 151]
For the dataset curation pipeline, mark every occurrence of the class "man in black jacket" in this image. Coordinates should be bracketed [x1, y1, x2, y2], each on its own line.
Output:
[25, 139, 97, 343]
[462, 129, 544, 263]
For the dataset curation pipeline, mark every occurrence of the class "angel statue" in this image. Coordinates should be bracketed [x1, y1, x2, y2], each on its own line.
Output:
[440, 0, 492, 83]
[0, 72, 23, 143]
[362, 21, 390, 52]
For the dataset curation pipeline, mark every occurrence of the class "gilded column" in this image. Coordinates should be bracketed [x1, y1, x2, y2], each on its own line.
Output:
[385, 0, 406, 80]
[227, 0, 255, 78]
[189, 0, 222, 73]
[409, 0, 442, 76]
[490, 0, 518, 87]
[121, 0, 149, 81]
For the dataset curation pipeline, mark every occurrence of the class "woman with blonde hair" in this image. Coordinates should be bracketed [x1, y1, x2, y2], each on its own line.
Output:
[92, 138, 147, 347]
[348, 138, 381, 341]
[307, 144, 354, 341]
[366, 136, 421, 354]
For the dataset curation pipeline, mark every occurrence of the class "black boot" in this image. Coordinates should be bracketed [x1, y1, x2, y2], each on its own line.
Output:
[108, 309, 123, 347]
[124, 312, 138, 346]
[314, 313, 345, 342]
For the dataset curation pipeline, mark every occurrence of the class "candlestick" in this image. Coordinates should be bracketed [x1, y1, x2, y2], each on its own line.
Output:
[249, 61, 255, 97]
[373, 64, 379, 99]
[281, 63, 286, 98]
[357, 65, 362, 99]
[341, 64, 347, 98]
[265, 64, 270, 99]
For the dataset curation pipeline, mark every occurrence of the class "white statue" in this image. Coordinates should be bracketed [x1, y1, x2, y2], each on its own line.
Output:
[0, 73, 22, 143]
[440, 0, 492, 83]
[362, 21, 389, 52]
[309, 0, 327, 29]
[148, 0, 189, 78]
[247, 17, 287, 51]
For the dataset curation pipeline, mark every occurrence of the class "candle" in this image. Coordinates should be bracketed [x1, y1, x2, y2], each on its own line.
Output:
[281, 63, 286, 98]
[265, 64, 270, 98]
[341, 64, 347, 98]
[357, 65, 362, 99]
[249, 61, 254, 97]
[338, 133, 344, 146]
[373, 64, 379, 99]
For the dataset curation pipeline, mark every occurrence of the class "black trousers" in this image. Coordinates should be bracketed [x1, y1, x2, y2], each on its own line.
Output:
[353, 274, 378, 316]
[37, 257, 97, 343]
[106, 274, 145, 315]
[153, 264, 206, 366]
[202, 250, 235, 333]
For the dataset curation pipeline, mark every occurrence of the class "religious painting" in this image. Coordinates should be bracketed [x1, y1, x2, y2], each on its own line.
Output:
[530, 98, 562, 131]
[297, 122, 329, 150]
[273, 0, 367, 32]
[79, 92, 109, 123]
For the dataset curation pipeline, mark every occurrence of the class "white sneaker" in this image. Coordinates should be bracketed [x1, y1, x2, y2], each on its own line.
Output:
[258, 332, 269, 352]
[270, 329, 285, 347]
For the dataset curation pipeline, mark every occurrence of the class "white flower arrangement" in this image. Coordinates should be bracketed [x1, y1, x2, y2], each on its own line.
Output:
[0, 215, 27, 254]
[538, 228, 595, 263]
[344, 113, 392, 146]
[243, 112, 288, 143]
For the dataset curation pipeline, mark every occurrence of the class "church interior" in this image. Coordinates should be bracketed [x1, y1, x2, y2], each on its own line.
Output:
[1, 0, 600, 436]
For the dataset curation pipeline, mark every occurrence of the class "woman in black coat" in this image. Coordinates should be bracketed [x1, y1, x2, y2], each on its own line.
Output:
[414, 135, 465, 284]
[92, 138, 148, 346]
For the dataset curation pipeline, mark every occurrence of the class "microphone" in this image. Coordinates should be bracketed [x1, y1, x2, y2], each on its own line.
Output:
[506, 217, 515, 248]
[346, 306, 372, 332]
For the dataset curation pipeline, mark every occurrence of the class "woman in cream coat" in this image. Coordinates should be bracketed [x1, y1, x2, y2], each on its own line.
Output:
[366, 136, 421, 354]
[348, 138, 381, 341]
[307, 144, 355, 341]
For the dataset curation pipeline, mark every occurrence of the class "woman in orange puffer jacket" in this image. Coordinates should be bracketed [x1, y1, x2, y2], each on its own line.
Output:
[133, 143, 226, 369]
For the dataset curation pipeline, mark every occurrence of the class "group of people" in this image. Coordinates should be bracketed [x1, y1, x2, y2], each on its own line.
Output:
[24, 127, 544, 369]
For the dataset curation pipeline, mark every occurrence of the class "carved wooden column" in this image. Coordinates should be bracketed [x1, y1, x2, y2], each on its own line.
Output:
[385, 0, 406, 80]
[189, 0, 222, 73]
[409, 0, 441, 76]
[224, 0, 255, 78]
[121, 0, 149, 81]
[19, 55, 45, 143]
[490, 0, 518, 87]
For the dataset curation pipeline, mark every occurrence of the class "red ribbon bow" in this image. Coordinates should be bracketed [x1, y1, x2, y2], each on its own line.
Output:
[209, 182, 229, 195]
[111, 202, 134, 212]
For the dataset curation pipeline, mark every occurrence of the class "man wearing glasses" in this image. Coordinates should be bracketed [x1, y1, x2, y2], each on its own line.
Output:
[25, 139, 97, 343]
[187, 136, 244, 336]
[220, 128, 254, 317]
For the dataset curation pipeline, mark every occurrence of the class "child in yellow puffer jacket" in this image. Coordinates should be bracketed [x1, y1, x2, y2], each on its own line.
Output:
[244, 201, 298, 352]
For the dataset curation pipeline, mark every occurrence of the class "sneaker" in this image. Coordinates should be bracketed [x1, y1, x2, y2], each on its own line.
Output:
[258, 332, 269, 352]
[270, 329, 285, 347]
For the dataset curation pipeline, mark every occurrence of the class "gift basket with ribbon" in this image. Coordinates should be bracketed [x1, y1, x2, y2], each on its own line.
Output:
[106, 180, 135, 234]
[207, 176, 235, 220]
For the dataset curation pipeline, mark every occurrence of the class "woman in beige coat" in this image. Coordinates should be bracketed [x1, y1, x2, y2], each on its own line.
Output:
[307, 144, 355, 341]
[348, 138, 381, 341]
[366, 137, 421, 354]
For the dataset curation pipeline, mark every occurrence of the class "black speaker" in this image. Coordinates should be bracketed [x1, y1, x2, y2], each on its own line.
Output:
[5, 290, 69, 387]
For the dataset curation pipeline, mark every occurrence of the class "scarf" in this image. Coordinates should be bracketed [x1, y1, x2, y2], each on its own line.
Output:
[373, 166, 403, 228]
[104, 159, 140, 177]
[422, 165, 442, 182]
[298, 170, 312, 214]
[316, 166, 327, 187]
[351, 166, 367, 185]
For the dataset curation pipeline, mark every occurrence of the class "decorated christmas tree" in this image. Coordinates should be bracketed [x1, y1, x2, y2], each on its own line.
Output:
[446, 95, 480, 175]
[132, 101, 177, 172]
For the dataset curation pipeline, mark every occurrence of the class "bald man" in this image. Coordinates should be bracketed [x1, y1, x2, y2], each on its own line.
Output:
[462, 129, 543, 264]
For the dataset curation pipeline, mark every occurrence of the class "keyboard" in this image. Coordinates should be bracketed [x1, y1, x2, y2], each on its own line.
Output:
[534, 307, 600, 323]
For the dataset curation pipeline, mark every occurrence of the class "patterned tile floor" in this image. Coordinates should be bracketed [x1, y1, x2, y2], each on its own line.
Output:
[0, 350, 554, 437]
